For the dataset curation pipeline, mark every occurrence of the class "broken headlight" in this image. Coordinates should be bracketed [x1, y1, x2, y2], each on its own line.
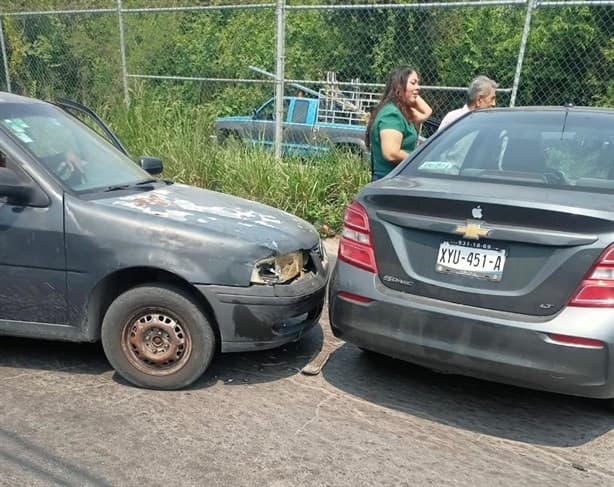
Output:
[250, 251, 304, 285]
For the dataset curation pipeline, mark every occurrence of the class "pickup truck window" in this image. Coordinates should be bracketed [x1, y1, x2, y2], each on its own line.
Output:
[255, 99, 289, 121]
[291, 100, 310, 124]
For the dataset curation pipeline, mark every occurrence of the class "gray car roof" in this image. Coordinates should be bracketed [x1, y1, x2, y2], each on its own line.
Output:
[0, 91, 46, 105]
[481, 105, 614, 114]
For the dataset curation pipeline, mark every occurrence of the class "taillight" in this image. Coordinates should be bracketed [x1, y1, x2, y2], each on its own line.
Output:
[338, 201, 377, 273]
[546, 333, 604, 349]
[569, 245, 614, 307]
[338, 291, 372, 304]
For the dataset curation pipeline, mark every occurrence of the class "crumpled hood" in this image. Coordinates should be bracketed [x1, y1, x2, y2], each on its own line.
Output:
[94, 183, 319, 254]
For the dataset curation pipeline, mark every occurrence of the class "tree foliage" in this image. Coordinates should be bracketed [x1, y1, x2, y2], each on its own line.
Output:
[0, 1, 611, 114]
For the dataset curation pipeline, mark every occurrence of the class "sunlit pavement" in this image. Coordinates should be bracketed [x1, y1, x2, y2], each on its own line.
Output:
[1, 238, 613, 486]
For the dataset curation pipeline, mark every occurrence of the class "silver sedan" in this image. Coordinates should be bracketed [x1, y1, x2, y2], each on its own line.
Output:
[329, 106, 614, 408]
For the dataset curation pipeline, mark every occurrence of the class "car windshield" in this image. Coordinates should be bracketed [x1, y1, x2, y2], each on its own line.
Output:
[0, 101, 149, 192]
[401, 109, 614, 192]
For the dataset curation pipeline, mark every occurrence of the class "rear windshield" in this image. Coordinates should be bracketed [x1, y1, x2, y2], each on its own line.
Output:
[401, 110, 614, 192]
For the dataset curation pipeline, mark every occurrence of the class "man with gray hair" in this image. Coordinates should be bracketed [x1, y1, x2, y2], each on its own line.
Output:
[438, 75, 498, 130]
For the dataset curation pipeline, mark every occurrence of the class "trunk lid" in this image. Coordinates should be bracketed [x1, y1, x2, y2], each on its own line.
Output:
[362, 177, 614, 315]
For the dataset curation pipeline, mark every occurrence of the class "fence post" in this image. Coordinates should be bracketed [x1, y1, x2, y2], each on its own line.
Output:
[117, 0, 130, 106]
[274, 0, 286, 160]
[510, 0, 535, 107]
[0, 17, 11, 93]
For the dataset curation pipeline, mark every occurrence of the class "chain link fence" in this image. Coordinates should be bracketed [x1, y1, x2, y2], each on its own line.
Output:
[0, 0, 612, 123]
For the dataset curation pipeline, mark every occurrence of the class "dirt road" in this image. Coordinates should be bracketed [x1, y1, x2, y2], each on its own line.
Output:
[1, 239, 613, 486]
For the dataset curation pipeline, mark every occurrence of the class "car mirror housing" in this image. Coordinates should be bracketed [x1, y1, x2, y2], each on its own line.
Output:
[0, 167, 37, 205]
[138, 156, 163, 175]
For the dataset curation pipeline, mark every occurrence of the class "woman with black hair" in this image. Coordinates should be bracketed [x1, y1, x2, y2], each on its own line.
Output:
[366, 66, 432, 181]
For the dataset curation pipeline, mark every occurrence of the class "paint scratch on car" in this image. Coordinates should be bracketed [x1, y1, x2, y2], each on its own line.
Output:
[111, 189, 283, 229]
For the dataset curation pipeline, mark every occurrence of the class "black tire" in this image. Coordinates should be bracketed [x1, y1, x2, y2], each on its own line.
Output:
[358, 346, 384, 358]
[335, 143, 362, 156]
[334, 144, 370, 166]
[218, 130, 241, 146]
[101, 284, 216, 390]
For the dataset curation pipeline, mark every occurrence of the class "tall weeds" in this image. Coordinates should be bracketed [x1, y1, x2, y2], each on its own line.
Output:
[100, 93, 370, 234]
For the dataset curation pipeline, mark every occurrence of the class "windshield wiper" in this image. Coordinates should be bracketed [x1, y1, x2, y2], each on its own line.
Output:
[103, 183, 131, 192]
[103, 178, 158, 193]
[135, 178, 158, 186]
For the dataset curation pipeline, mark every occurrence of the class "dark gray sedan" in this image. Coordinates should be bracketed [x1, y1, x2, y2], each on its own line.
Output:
[329, 106, 614, 407]
[0, 92, 328, 390]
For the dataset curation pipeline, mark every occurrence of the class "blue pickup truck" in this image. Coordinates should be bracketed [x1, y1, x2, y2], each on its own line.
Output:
[214, 95, 369, 157]
[214, 94, 440, 158]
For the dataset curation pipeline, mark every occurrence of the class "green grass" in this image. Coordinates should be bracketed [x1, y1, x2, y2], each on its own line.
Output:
[98, 94, 370, 235]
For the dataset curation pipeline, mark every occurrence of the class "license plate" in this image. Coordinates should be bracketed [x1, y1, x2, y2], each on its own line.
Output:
[436, 241, 506, 281]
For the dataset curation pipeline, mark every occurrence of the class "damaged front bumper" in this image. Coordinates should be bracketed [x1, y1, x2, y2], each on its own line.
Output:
[196, 250, 329, 352]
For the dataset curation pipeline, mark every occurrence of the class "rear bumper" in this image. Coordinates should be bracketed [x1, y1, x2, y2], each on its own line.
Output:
[329, 263, 614, 399]
[197, 269, 327, 353]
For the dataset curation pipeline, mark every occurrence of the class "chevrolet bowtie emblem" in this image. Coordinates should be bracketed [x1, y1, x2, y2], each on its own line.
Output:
[454, 220, 490, 240]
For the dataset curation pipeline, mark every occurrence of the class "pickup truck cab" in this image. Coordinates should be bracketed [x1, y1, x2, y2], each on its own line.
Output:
[214, 96, 368, 157]
[215, 95, 440, 159]
[0, 92, 328, 390]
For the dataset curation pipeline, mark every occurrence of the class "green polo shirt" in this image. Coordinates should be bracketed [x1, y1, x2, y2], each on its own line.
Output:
[369, 102, 417, 178]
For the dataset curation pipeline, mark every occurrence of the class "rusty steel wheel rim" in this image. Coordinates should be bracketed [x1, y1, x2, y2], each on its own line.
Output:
[121, 310, 192, 376]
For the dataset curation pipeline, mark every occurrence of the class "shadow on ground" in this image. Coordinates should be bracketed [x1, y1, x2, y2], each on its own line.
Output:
[322, 341, 614, 448]
[0, 324, 324, 390]
[0, 428, 113, 487]
[187, 323, 324, 389]
[0, 336, 111, 376]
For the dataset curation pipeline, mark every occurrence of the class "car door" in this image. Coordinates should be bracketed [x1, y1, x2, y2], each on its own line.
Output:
[55, 98, 129, 155]
[0, 134, 66, 325]
[250, 98, 289, 150]
[283, 98, 317, 154]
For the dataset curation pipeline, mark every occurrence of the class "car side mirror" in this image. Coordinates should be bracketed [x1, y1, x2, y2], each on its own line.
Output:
[0, 167, 37, 205]
[138, 156, 163, 175]
[252, 108, 258, 119]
